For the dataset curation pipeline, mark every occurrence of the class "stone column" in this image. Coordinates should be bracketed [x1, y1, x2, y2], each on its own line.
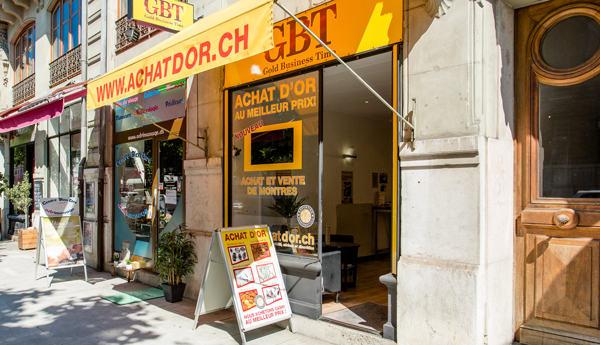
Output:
[398, 1, 515, 344]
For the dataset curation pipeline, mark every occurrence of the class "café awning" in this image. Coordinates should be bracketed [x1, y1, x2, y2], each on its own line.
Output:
[86, 0, 274, 110]
[0, 82, 87, 133]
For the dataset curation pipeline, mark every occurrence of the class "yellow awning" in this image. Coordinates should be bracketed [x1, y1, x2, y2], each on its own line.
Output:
[87, 0, 274, 110]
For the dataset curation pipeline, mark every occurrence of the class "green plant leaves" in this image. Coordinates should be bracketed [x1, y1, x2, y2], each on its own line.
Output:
[6, 171, 32, 215]
[154, 223, 198, 286]
[266, 195, 308, 219]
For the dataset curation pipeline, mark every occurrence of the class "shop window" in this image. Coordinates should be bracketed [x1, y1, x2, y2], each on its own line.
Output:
[48, 103, 81, 198]
[52, 0, 81, 60]
[14, 23, 35, 84]
[230, 72, 320, 256]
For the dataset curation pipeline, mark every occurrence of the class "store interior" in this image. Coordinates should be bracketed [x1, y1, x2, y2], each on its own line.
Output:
[320, 52, 394, 334]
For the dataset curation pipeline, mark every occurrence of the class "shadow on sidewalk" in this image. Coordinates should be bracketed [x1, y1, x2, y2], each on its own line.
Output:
[1, 240, 291, 345]
[0, 284, 163, 344]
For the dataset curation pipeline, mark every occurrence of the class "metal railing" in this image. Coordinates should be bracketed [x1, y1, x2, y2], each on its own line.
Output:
[13, 73, 35, 106]
[49, 44, 82, 87]
[115, 15, 158, 52]
[115, 0, 188, 53]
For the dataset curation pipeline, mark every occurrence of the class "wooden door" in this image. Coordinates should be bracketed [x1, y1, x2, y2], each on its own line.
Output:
[516, 1, 600, 343]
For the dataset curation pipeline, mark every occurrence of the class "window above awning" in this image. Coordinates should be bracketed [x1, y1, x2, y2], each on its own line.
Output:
[0, 82, 87, 133]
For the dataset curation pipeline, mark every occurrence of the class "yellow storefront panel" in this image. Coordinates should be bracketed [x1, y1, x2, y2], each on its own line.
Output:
[224, 0, 402, 88]
[87, 0, 274, 110]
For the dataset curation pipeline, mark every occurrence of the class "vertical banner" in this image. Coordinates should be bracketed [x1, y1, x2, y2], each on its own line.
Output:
[194, 225, 293, 341]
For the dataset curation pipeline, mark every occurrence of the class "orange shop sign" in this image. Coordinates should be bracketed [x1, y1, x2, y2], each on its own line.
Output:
[129, 0, 195, 33]
[87, 0, 274, 110]
[224, 0, 402, 88]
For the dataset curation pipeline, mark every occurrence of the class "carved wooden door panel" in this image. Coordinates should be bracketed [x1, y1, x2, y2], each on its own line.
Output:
[516, 1, 600, 343]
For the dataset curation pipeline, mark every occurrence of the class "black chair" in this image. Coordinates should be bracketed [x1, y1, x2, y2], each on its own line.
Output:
[331, 234, 354, 243]
[323, 235, 358, 291]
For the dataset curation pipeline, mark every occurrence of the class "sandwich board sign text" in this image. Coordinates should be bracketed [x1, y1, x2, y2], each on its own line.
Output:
[193, 225, 293, 344]
[35, 198, 88, 287]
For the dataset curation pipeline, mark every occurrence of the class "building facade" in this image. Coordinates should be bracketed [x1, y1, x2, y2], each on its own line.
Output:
[2, 0, 599, 344]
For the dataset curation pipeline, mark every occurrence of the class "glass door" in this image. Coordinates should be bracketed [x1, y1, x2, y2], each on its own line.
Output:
[157, 139, 184, 234]
[114, 139, 154, 260]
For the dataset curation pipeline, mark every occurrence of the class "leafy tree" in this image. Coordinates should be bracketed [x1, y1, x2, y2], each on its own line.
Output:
[6, 171, 32, 228]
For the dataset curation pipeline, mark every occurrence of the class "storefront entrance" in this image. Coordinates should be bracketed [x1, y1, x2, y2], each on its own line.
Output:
[227, 50, 395, 335]
[319, 52, 393, 334]
[113, 80, 186, 266]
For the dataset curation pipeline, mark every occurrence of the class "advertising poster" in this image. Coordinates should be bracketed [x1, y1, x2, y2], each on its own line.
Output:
[342, 171, 353, 204]
[42, 216, 83, 268]
[85, 182, 95, 214]
[33, 181, 43, 210]
[220, 226, 292, 332]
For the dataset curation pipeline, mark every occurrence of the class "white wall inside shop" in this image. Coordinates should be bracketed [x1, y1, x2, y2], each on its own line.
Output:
[322, 112, 392, 237]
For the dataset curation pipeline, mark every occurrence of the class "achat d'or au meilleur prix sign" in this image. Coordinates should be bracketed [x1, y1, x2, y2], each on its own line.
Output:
[129, 0, 194, 33]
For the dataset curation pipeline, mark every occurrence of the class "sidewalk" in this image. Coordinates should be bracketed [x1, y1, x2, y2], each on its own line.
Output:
[0, 240, 331, 345]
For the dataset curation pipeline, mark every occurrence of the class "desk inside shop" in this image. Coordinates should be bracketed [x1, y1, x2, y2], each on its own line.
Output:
[110, 260, 152, 282]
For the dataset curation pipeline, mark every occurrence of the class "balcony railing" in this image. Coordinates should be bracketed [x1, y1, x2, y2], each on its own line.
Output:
[49, 45, 82, 87]
[115, 0, 188, 53]
[13, 73, 35, 106]
[115, 16, 157, 52]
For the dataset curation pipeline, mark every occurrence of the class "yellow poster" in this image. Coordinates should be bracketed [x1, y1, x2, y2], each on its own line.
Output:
[220, 226, 292, 331]
[224, 0, 402, 88]
[87, 0, 274, 110]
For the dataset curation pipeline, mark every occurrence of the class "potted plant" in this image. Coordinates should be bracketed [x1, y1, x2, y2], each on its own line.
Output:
[6, 171, 33, 229]
[154, 223, 197, 303]
[267, 195, 308, 230]
[7, 172, 35, 249]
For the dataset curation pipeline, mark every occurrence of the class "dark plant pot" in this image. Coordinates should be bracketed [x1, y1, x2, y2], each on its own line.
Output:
[162, 283, 186, 303]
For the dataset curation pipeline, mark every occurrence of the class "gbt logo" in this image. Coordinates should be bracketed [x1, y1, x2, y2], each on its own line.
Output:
[144, 0, 186, 22]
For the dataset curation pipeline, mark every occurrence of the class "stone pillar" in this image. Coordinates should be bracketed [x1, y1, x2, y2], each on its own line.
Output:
[398, 1, 515, 344]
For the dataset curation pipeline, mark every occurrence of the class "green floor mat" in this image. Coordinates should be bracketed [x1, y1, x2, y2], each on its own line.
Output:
[102, 288, 164, 305]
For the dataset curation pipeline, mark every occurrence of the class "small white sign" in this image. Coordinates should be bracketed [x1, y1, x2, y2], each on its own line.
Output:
[165, 190, 177, 205]
[40, 198, 79, 217]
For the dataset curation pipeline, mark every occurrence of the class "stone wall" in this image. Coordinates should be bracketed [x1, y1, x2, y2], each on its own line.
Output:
[397, 0, 515, 344]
